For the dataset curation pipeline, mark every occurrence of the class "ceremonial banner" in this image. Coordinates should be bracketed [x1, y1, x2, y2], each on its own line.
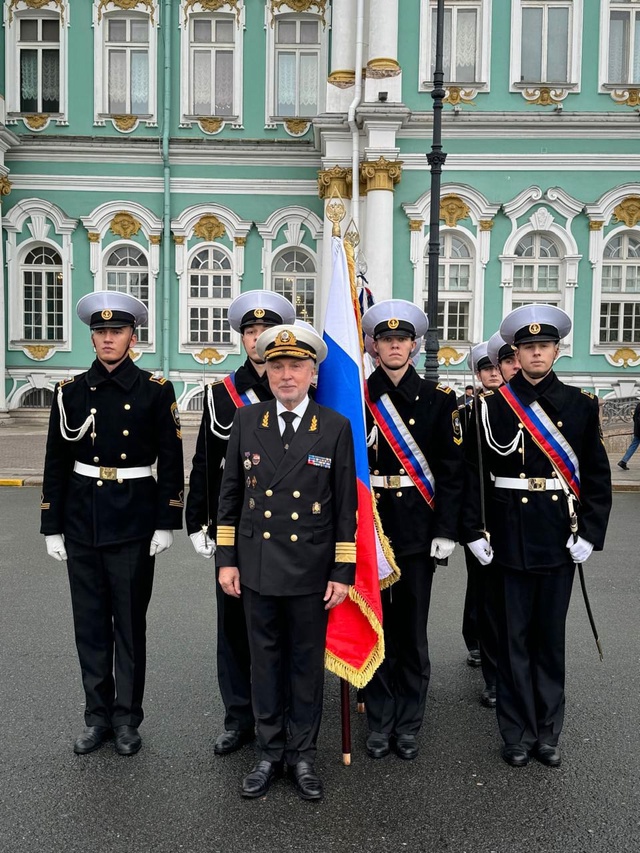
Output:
[316, 236, 389, 687]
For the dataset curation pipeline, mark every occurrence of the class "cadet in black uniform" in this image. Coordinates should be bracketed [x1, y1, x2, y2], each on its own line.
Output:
[216, 324, 357, 800]
[186, 290, 295, 756]
[463, 305, 612, 768]
[487, 331, 520, 384]
[361, 300, 464, 761]
[41, 292, 184, 756]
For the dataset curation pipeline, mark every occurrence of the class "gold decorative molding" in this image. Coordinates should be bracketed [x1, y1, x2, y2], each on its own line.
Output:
[270, 1, 327, 27]
[234, 236, 247, 247]
[284, 119, 310, 136]
[98, 0, 156, 25]
[24, 114, 49, 130]
[110, 212, 142, 239]
[184, 0, 241, 26]
[440, 194, 470, 227]
[360, 157, 402, 193]
[589, 220, 604, 231]
[198, 117, 224, 134]
[87, 231, 101, 243]
[318, 165, 351, 200]
[609, 347, 640, 369]
[479, 219, 494, 231]
[438, 346, 464, 367]
[409, 220, 424, 232]
[522, 87, 566, 105]
[610, 88, 640, 107]
[150, 234, 162, 245]
[0, 176, 12, 199]
[613, 196, 640, 228]
[194, 214, 226, 242]
[173, 234, 185, 245]
[24, 345, 54, 361]
[194, 347, 224, 364]
[112, 114, 138, 132]
[328, 70, 355, 89]
[365, 57, 401, 79]
[9, 0, 65, 25]
[444, 87, 476, 106]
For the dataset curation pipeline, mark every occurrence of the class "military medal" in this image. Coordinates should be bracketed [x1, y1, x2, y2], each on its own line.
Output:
[244, 459, 252, 470]
[252, 453, 261, 466]
[312, 502, 321, 515]
[249, 498, 255, 509]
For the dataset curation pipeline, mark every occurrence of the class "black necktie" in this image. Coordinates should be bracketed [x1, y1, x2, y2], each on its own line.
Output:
[280, 411, 297, 451]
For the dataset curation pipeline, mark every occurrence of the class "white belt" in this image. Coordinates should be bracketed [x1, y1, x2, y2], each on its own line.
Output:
[370, 475, 414, 489]
[493, 475, 563, 492]
[74, 461, 153, 481]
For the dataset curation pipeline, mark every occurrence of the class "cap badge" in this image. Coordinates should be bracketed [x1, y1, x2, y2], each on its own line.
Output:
[254, 308, 265, 319]
[388, 318, 399, 330]
[101, 309, 113, 320]
[276, 330, 296, 345]
[529, 323, 541, 335]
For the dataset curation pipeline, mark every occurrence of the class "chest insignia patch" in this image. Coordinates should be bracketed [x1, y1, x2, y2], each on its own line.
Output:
[307, 454, 331, 468]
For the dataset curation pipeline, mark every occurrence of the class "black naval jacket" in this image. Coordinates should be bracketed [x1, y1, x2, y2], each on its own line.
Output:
[367, 365, 464, 557]
[40, 357, 184, 547]
[186, 359, 272, 536]
[462, 369, 612, 572]
[216, 398, 357, 596]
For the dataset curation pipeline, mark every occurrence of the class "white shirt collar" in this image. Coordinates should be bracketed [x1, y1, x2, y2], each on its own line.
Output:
[276, 395, 310, 427]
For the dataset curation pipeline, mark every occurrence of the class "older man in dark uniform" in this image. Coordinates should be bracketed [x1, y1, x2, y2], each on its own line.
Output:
[361, 299, 464, 761]
[216, 323, 357, 800]
[41, 292, 184, 756]
[463, 305, 612, 768]
[186, 290, 295, 756]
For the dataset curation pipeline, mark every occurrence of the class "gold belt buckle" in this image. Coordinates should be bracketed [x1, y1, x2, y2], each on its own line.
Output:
[100, 466, 117, 481]
[528, 477, 546, 491]
[387, 475, 401, 489]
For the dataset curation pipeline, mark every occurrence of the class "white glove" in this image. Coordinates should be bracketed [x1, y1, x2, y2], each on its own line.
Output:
[150, 530, 174, 557]
[566, 535, 593, 564]
[430, 537, 456, 560]
[45, 534, 67, 562]
[190, 530, 216, 559]
[468, 538, 494, 566]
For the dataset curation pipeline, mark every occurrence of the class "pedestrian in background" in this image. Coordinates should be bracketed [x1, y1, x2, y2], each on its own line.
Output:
[617, 400, 640, 470]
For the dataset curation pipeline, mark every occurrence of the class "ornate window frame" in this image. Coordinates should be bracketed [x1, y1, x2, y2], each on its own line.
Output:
[418, 0, 492, 98]
[4, 198, 77, 357]
[598, 1, 640, 105]
[178, 0, 245, 133]
[4, 0, 70, 129]
[92, 0, 159, 132]
[80, 200, 162, 352]
[499, 186, 582, 360]
[171, 203, 252, 361]
[509, 0, 583, 103]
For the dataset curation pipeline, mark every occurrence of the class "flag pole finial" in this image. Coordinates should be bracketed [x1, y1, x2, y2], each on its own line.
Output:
[326, 188, 346, 237]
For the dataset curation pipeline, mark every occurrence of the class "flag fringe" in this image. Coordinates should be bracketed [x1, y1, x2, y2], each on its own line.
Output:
[324, 584, 385, 688]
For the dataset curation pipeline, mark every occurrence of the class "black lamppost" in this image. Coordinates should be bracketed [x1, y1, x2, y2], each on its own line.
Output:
[424, 0, 447, 382]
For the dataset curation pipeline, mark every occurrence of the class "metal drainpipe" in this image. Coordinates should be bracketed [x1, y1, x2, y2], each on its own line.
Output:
[161, 0, 172, 378]
[347, 0, 364, 231]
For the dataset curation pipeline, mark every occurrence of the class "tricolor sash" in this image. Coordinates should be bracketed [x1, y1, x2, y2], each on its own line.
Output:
[365, 387, 436, 509]
[223, 373, 260, 407]
[499, 384, 581, 499]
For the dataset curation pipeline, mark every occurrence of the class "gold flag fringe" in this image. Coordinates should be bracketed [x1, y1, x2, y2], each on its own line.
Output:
[324, 583, 385, 688]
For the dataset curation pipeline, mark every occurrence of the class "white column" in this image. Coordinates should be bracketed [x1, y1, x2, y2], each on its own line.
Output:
[361, 158, 402, 302]
[326, 0, 357, 113]
[364, 0, 401, 103]
[0, 200, 7, 415]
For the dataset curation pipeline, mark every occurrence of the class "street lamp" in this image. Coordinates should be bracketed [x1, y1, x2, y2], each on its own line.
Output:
[424, 0, 447, 382]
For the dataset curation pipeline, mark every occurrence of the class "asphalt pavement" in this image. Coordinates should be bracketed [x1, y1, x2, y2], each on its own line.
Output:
[1, 484, 640, 853]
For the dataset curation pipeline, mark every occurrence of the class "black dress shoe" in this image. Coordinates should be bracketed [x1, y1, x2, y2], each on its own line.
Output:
[533, 743, 561, 767]
[366, 732, 390, 759]
[617, 460, 629, 471]
[73, 725, 113, 755]
[466, 648, 482, 667]
[480, 686, 497, 708]
[114, 725, 142, 756]
[241, 761, 280, 798]
[393, 734, 419, 760]
[214, 728, 255, 756]
[501, 744, 529, 767]
[289, 761, 323, 801]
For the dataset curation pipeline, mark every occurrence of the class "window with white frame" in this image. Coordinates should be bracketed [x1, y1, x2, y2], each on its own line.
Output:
[105, 246, 150, 344]
[431, 2, 481, 83]
[104, 14, 150, 115]
[188, 247, 233, 345]
[17, 15, 60, 113]
[599, 232, 640, 344]
[607, 1, 640, 85]
[189, 14, 235, 116]
[273, 249, 316, 325]
[274, 16, 321, 117]
[511, 234, 561, 309]
[21, 246, 64, 342]
[520, 1, 572, 84]
[424, 234, 473, 342]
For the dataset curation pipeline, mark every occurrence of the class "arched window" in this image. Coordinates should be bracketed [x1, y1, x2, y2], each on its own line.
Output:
[273, 249, 316, 325]
[22, 246, 63, 341]
[599, 233, 640, 344]
[188, 247, 233, 344]
[512, 233, 561, 307]
[105, 246, 150, 343]
[424, 233, 473, 342]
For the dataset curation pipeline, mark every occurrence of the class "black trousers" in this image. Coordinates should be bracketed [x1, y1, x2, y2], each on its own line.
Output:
[215, 580, 254, 732]
[463, 546, 499, 690]
[496, 564, 575, 749]
[242, 586, 328, 765]
[363, 552, 435, 736]
[66, 538, 154, 728]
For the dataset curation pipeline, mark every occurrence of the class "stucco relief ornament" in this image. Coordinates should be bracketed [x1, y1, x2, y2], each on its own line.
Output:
[270, 1, 326, 27]
[438, 346, 465, 367]
[112, 115, 139, 132]
[522, 87, 567, 105]
[183, 0, 241, 26]
[198, 118, 224, 134]
[610, 89, 640, 107]
[194, 347, 224, 365]
[98, 0, 156, 25]
[439, 195, 470, 227]
[444, 87, 477, 106]
[110, 212, 142, 239]
[24, 345, 55, 361]
[9, 0, 66, 25]
[194, 214, 226, 242]
[0, 176, 12, 199]
[283, 119, 310, 137]
[613, 197, 640, 228]
[24, 114, 49, 130]
[609, 348, 640, 369]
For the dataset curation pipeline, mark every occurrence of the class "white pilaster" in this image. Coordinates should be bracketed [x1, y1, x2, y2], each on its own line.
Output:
[326, 0, 357, 113]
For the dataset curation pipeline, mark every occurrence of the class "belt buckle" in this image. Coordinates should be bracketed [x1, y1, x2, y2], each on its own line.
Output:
[100, 466, 117, 481]
[528, 477, 546, 491]
[387, 475, 401, 489]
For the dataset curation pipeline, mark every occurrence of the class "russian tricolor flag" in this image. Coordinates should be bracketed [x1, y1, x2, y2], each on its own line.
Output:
[317, 236, 386, 687]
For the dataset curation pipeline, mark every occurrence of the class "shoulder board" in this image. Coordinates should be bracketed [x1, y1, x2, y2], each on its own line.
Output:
[581, 389, 595, 399]
[149, 375, 167, 385]
[436, 383, 452, 394]
[481, 390, 494, 397]
[58, 377, 75, 388]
